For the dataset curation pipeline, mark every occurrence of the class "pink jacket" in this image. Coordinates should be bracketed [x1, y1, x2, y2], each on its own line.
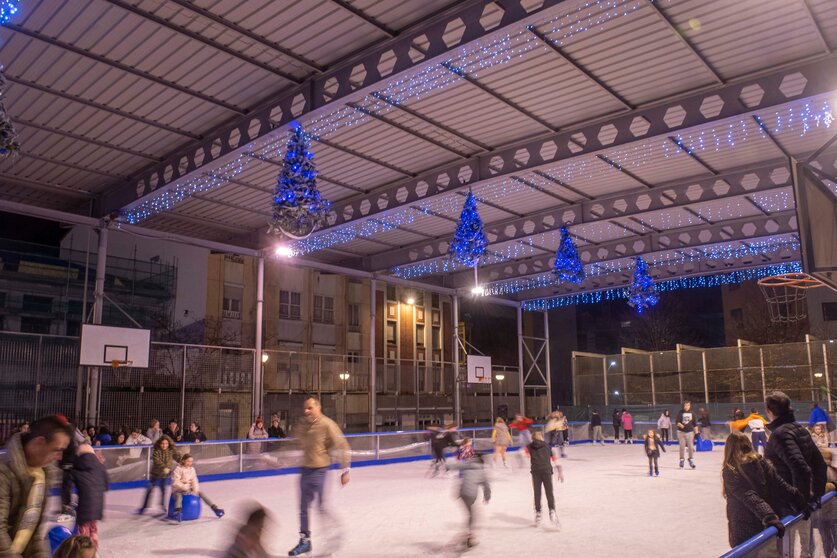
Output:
[621, 412, 633, 430]
[171, 464, 199, 493]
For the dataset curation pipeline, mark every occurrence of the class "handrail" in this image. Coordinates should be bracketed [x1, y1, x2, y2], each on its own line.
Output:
[720, 490, 836, 558]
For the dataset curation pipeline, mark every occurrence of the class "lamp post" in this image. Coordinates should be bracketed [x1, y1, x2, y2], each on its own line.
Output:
[261, 353, 268, 419]
[339, 372, 350, 430]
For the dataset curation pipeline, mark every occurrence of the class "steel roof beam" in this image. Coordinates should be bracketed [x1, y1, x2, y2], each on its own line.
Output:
[19, 152, 124, 179]
[752, 115, 793, 159]
[6, 24, 245, 115]
[100, 0, 575, 216]
[0, 174, 95, 199]
[302, 56, 837, 236]
[328, 0, 397, 37]
[451, 210, 797, 289]
[103, 0, 301, 83]
[519, 242, 800, 304]
[799, 0, 832, 55]
[366, 160, 793, 270]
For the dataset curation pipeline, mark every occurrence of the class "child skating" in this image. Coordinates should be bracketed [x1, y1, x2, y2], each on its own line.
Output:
[528, 432, 560, 527]
[428, 422, 458, 477]
[643, 428, 666, 477]
[137, 434, 180, 515]
[170, 453, 225, 522]
[446, 452, 491, 548]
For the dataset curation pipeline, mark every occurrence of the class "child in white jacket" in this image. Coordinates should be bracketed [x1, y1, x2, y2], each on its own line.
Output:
[171, 453, 225, 522]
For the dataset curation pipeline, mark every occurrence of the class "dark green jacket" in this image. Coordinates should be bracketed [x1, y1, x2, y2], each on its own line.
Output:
[150, 435, 181, 479]
[0, 434, 52, 558]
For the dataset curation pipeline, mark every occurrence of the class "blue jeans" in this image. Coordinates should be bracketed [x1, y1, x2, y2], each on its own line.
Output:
[300, 467, 328, 536]
[142, 477, 167, 510]
[752, 431, 768, 451]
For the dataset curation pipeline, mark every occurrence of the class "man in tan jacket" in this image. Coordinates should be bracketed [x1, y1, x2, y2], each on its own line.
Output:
[288, 396, 350, 557]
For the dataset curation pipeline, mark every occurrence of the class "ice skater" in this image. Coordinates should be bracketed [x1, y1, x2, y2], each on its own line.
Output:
[73, 444, 108, 547]
[612, 409, 622, 443]
[528, 432, 560, 527]
[491, 417, 512, 467]
[510, 414, 534, 458]
[428, 422, 458, 477]
[590, 409, 604, 444]
[170, 453, 225, 522]
[289, 396, 350, 557]
[676, 400, 698, 469]
[446, 452, 491, 548]
[545, 411, 568, 458]
[643, 428, 666, 477]
[621, 409, 633, 443]
[657, 410, 672, 442]
[137, 434, 180, 515]
[224, 506, 269, 558]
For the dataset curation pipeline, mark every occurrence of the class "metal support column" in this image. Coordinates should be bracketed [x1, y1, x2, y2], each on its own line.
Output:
[737, 340, 747, 404]
[453, 295, 461, 425]
[86, 226, 108, 425]
[543, 311, 552, 412]
[701, 350, 710, 404]
[621, 353, 628, 405]
[759, 348, 767, 402]
[602, 357, 609, 406]
[180, 347, 187, 430]
[675, 347, 684, 402]
[649, 354, 657, 405]
[517, 305, 525, 416]
[806, 334, 817, 402]
[254, 256, 264, 418]
[823, 344, 832, 412]
[370, 279, 377, 432]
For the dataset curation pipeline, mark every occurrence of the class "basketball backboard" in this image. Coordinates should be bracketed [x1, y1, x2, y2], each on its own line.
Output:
[791, 160, 837, 292]
[466, 354, 492, 384]
[80, 324, 151, 368]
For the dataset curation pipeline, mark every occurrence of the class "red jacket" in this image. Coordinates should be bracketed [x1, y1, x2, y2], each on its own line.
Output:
[510, 417, 533, 432]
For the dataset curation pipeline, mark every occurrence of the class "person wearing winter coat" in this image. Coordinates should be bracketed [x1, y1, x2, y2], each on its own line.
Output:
[182, 422, 207, 443]
[58, 424, 87, 521]
[676, 400, 699, 469]
[698, 408, 712, 441]
[545, 411, 568, 457]
[643, 428, 666, 477]
[73, 444, 108, 547]
[146, 419, 162, 444]
[612, 409, 622, 442]
[429, 423, 459, 476]
[224, 506, 269, 558]
[170, 454, 224, 522]
[811, 424, 829, 449]
[125, 428, 152, 446]
[491, 417, 512, 467]
[764, 391, 828, 516]
[590, 409, 604, 444]
[510, 415, 534, 453]
[163, 420, 182, 442]
[729, 409, 770, 454]
[137, 435, 181, 514]
[0, 415, 71, 558]
[722, 431, 806, 548]
[247, 416, 269, 440]
[528, 432, 559, 526]
[657, 410, 672, 442]
[620, 409, 633, 443]
[809, 402, 830, 429]
[446, 452, 491, 548]
[268, 417, 286, 439]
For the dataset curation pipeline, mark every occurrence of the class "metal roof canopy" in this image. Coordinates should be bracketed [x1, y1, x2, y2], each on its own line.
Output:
[2, 0, 837, 306]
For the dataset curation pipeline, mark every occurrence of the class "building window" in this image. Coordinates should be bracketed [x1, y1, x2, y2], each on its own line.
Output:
[22, 294, 52, 313]
[314, 295, 334, 323]
[730, 308, 744, 328]
[431, 293, 440, 308]
[386, 321, 397, 344]
[386, 284, 396, 301]
[823, 302, 837, 322]
[348, 303, 360, 330]
[223, 285, 242, 319]
[279, 290, 301, 320]
[347, 351, 360, 364]
[416, 324, 425, 347]
[20, 316, 51, 334]
[432, 326, 441, 350]
[414, 292, 425, 307]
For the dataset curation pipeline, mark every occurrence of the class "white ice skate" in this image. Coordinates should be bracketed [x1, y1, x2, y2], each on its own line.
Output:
[549, 510, 561, 530]
[534, 511, 542, 526]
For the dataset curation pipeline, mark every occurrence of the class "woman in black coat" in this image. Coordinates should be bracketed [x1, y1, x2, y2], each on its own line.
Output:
[722, 431, 804, 548]
[612, 409, 622, 443]
[73, 444, 109, 546]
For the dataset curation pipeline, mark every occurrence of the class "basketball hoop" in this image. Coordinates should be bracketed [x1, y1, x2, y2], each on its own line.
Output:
[110, 360, 133, 369]
[757, 273, 824, 323]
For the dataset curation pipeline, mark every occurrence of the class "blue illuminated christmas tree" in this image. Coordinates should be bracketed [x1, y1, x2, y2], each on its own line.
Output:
[270, 125, 330, 239]
[627, 256, 658, 314]
[450, 191, 487, 267]
[552, 225, 585, 283]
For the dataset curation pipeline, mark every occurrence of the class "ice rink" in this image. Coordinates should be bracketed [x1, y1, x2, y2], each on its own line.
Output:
[65, 443, 731, 558]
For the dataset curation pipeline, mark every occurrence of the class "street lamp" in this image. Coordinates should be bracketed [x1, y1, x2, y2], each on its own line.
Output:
[406, 297, 415, 305]
[339, 372, 350, 429]
[496, 373, 505, 396]
[262, 353, 269, 364]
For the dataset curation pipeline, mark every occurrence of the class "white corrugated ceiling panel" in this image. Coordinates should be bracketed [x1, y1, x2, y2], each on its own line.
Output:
[601, 139, 710, 185]
[666, 0, 826, 78]
[553, 1, 717, 106]
[312, 140, 404, 192]
[352, 0, 459, 31]
[687, 196, 765, 223]
[808, 0, 837, 49]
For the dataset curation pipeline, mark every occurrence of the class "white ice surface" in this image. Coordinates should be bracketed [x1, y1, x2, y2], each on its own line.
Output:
[54, 444, 732, 558]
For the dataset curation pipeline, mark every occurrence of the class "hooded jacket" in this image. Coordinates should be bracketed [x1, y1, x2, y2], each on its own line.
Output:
[171, 464, 200, 494]
[528, 439, 554, 475]
[447, 458, 491, 505]
[247, 423, 269, 440]
[730, 412, 767, 433]
[73, 450, 109, 525]
[150, 436, 181, 479]
[765, 411, 828, 510]
[621, 412, 633, 431]
[657, 413, 672, 430]
[723, 457, 804, 547]
[0, 433, 53, 558]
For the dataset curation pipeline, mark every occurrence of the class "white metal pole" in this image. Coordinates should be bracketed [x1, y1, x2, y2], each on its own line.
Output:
[806, 334, 816, 402]
[453, 295, 461, 425]
[87, 226, 108, 425]
[823, 344, 832, 412]
[650, 353, 656, 405]
[544, 311, 552, 413]
[759, 348, 767, 402]
[370, 279, 377, 432]
[254, 256, 264, 419]
[602, 357, 609, 406]
[517, 306, 525, 416]
[701, 350, 709, 405]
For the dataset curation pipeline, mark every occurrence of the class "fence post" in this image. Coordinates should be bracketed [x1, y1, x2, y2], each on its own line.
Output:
[701, 351, 709, 405]
[375, 434, 380, 460]
[675, 346, 684, 403]
[146, 447, 151, 480]
[621, 353, 628, 405]
[516, 305, 525, 416]
[759, 348, 767, 402]
[737, 340, 747, 404]
[806, 334, 817, 402]
[370, 279, 377, 433]
[180, 347, 186, 430]
[33, 335, 43, 419]
[649, 353, 656, 405]
[602, 357, 609, 406]
[239, 441, 244, 473]
[823, 344, 833, 412]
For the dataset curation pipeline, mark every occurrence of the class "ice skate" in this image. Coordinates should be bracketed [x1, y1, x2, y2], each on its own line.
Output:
[689, 458, 696, 469]
[648, 470, 653, 477]
[549, 509, 559, 528]
[655, 469, 660, 476]
[465, 535, 478, 548]
[289, 534, 312, 556]
[175, 508, 182, 523]
[535, 511, 542, 526]
[679, 459, 684, 468]
[211, 505, 225, 518]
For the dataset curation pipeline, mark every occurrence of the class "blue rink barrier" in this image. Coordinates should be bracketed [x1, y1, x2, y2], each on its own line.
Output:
[721, 491, 836, 558]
